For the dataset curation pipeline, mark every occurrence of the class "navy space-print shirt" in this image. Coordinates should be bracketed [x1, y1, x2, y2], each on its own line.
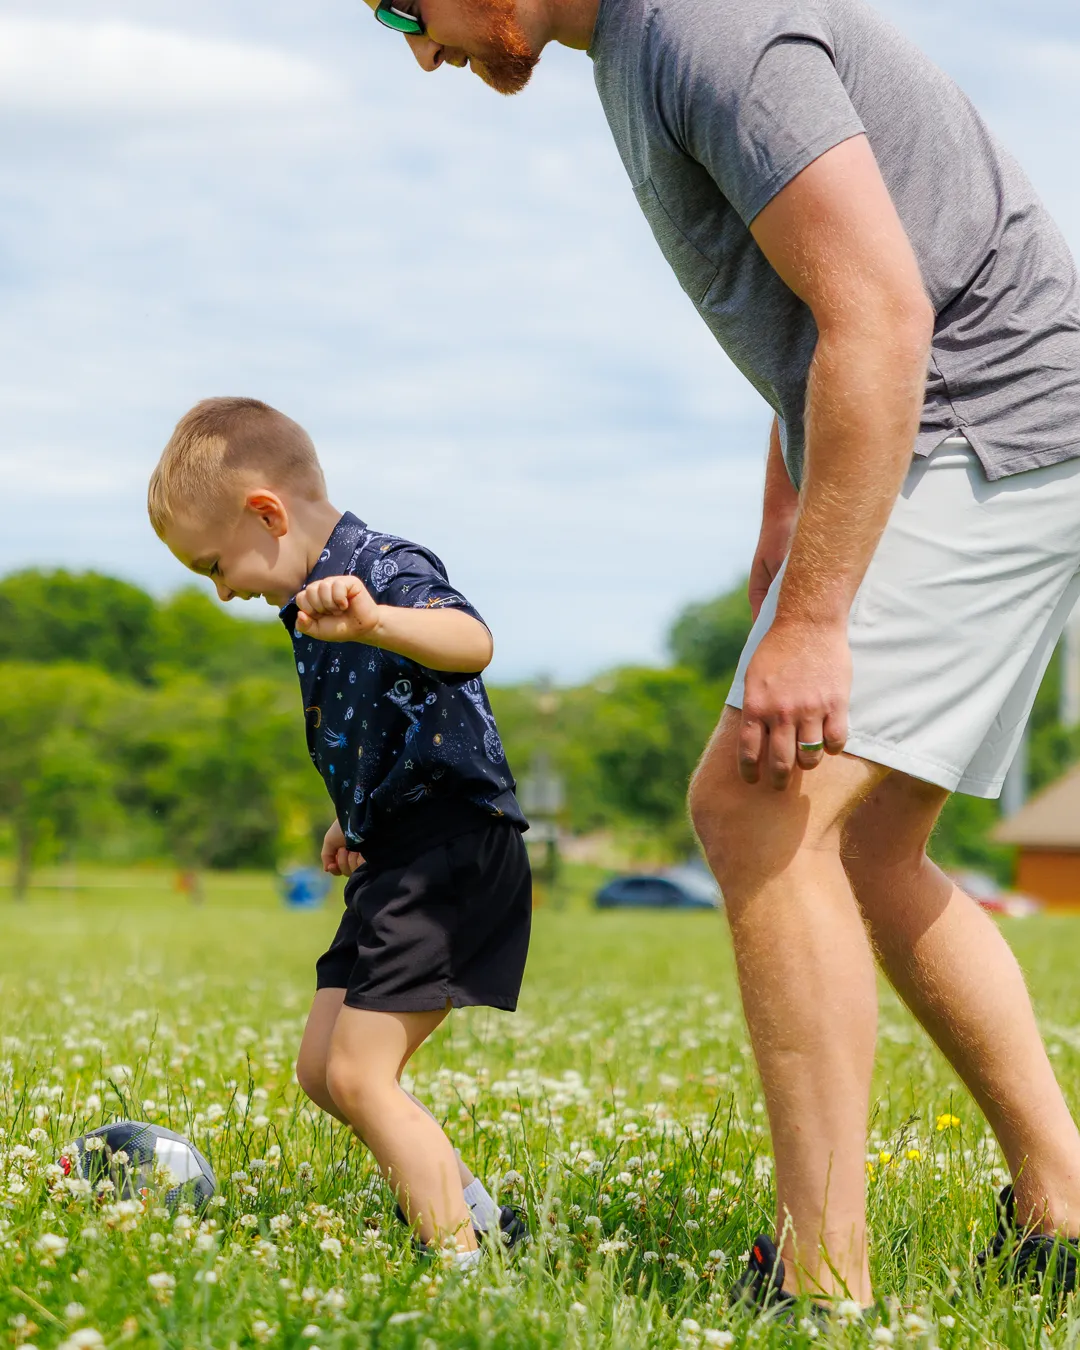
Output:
[280, 513, 526, 865]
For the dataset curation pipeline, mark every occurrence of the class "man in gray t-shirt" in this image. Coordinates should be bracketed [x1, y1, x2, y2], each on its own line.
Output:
[362, 0, 1080, 1307]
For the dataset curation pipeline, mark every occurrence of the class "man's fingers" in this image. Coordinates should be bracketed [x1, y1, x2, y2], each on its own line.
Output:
[823, 706, 849, 756]
[796, 720, 826, 772]
[738, 717, 764, 784]
[767, 720, 797, 790]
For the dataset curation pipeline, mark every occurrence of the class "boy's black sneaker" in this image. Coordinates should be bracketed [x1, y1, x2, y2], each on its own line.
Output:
[486, 1204, 530, 1251]
[394, 1202, 529, 1252]
[976, 1186, 1079, 1301]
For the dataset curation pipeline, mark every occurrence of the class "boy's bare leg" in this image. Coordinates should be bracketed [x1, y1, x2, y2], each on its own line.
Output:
[324, 1005, 477, 1251]
[689, 709, 884, 1304]
[296, 988, 479, 1189]
[845, 772, 1080, 1233]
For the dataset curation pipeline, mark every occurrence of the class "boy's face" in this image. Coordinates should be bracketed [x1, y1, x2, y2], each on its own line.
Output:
[164, 490, 310, 609]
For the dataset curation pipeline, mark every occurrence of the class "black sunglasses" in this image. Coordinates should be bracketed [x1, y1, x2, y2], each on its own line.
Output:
[374, 0, 426, 36]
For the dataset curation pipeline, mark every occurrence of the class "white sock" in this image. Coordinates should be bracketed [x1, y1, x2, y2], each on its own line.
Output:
[453, 1247, 484, 1271]
[463, 1178, 500, 1233]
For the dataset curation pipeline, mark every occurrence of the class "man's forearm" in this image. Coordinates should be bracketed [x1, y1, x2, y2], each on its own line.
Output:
[775, 317, 931, 629]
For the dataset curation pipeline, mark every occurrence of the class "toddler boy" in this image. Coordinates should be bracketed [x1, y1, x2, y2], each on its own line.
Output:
[148, 396, 532, 1265]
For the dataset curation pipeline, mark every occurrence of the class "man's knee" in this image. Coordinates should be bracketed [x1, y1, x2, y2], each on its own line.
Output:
[688, 738, 754, 888]
[843, 773, 946, 889]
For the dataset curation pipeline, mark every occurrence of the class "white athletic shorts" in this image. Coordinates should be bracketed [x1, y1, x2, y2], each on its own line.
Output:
[726, 436, 1080, 799]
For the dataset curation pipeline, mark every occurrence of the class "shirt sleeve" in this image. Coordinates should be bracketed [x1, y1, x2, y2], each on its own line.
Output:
[365, 540, 488, 629]
[666, 6, 866, 226]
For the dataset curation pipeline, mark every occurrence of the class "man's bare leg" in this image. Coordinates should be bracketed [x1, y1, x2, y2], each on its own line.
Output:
[845, 773, 1080, 1233]
[690, 708, 885, 1303]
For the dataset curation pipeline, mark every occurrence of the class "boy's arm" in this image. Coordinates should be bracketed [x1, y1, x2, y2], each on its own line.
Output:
[295, 575, 493, 673]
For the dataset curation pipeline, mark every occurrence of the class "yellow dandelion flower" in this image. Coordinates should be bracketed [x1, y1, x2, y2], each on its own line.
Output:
[905, 1149, 922, 1161]
[936, 1114, 961, 1132]
[866, 1161, 876, 1180]
[878, 1151, 893, 1165]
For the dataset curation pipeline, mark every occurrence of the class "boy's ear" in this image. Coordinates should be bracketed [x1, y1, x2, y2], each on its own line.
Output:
[245, 490, 288, 538]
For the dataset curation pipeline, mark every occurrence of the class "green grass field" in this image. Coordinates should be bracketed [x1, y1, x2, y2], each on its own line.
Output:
[3, 866, 1080, 1347]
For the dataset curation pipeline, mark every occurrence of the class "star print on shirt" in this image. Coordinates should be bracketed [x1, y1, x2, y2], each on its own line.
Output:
[404, 759, 414, 769]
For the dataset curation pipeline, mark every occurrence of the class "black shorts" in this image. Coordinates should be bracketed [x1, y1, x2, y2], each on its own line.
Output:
[315, 822, 532, 1013]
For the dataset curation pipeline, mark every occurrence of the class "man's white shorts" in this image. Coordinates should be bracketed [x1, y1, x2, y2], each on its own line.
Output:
[726, 437, 1080, 799]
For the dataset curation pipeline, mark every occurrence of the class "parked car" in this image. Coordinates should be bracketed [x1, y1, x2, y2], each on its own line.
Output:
[594, 860, 721, 910]
[948, 870, 1041, 918]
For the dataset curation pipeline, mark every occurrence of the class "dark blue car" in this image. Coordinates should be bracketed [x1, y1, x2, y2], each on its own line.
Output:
[594, 862, 721, 910]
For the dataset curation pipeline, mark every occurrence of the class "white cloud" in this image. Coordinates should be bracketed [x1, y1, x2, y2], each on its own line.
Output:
[0, 17, 340, 115]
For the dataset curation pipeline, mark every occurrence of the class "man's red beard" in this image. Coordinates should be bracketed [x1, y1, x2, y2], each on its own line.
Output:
[465, 0, 539, 94]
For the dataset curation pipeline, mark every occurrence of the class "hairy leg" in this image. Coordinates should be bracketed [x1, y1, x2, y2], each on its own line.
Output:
[845, 773, 1080, 1233]
[324, 1005, 477, 1251]
[690, 708, 885, 1303]
[296, 988, 478, 1189]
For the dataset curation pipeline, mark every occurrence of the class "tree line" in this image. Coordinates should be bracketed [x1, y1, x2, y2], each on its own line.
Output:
[0, 568, 1074, 894]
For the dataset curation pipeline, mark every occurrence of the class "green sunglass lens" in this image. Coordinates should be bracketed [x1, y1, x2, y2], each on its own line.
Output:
[375, 6, 423, 33]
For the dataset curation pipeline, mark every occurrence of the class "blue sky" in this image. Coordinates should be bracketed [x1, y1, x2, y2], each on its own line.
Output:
[2, 0, 1079, 681]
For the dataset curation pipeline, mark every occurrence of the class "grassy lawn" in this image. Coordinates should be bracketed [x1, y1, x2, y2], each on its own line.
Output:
[1, 865, 1080, 1346]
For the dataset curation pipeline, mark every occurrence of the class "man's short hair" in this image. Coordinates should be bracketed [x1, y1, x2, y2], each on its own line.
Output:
[148, 396, 326, 536]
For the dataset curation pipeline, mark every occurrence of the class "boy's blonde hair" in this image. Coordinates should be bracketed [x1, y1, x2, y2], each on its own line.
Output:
[148, 396, 326, 536]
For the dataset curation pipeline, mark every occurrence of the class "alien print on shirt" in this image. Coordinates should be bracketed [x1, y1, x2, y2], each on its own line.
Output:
[280, 512, 527, 860]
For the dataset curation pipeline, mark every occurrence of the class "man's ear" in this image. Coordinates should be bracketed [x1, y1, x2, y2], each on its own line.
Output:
[245, 490, 289, 538]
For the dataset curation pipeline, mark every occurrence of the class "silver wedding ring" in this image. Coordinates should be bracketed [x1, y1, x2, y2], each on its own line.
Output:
[797, 740, 825, 754]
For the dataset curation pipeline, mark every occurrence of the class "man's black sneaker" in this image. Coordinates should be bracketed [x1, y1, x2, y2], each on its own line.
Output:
[730, 1235, 797, 1313]
[976, 1185, 1080, 1301]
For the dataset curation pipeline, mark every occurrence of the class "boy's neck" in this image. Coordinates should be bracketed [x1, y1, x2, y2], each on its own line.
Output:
[294, 497, 349, 578]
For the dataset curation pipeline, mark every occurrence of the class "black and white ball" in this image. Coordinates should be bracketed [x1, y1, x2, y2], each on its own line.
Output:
[61, 1121, 216, 1208]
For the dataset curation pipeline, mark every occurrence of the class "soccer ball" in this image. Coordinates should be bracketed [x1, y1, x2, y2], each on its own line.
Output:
[60, 1121, 217, 1209]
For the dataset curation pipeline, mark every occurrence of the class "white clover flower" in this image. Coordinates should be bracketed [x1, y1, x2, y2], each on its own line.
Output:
[837, 1300, 863, 1319]
[798, 1318, 820, 1339]
[583, 1215, 603, 1229]
[148, 1272, 175, 1291]
[703, 1333, 734, 1348]
[642, 1250, 660, 1263]
[319, 1237, 343, 1259]
[27, 1128, 48, 1143]
[388, 1312, 424, 1326]
[82, 1130, 104, 1148]
[58, 1332, 104, 1350]
[35, 1232, 69, 1260]
[64, 1304, 86, 1321]
[269, 1214, 292, 1234]
[194, 1270, 219, 1285]
[360, 1273, 380, 1286]
[585, 1161, 604, 1177]
[871, 1329, 895, 1345]
[148, 1233, 166, 1251]
[321, 1290, 346, 1312]
[903, 1314, 929, 1333]
[596, 1239, 629, 1254]
[196, 1232, 218, 1252]
[939, 1316, 956, 1329]
[616, 1172, 633, 1186]
[300, 1327, 320, 1339]
[239, 1214, 259, 1229]
[685, 1219, 701, 1232]
[570, 1302, 587, 1316]
[681, 1319, 702, 1335]
[251, 1321, 275, 1343]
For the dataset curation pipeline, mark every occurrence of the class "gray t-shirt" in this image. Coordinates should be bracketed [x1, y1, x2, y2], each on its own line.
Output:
[590, 0, 1080, 485]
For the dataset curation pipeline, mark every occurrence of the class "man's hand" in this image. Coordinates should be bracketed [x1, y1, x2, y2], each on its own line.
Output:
[296, 576, 380, 643]
[321, 818, 364, 877]
[739, 618, 850, 789]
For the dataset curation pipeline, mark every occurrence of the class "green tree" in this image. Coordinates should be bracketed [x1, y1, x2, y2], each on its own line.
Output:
[0, 663, 125, 897]
[0, 570, 158, 683]
[152, 588, 294, 684]
[668, 581, 753, 683]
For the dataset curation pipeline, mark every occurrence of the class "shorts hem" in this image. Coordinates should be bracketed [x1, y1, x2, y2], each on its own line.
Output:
[341, 992, 519, 1013]
[840, 732, 1003, 800]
